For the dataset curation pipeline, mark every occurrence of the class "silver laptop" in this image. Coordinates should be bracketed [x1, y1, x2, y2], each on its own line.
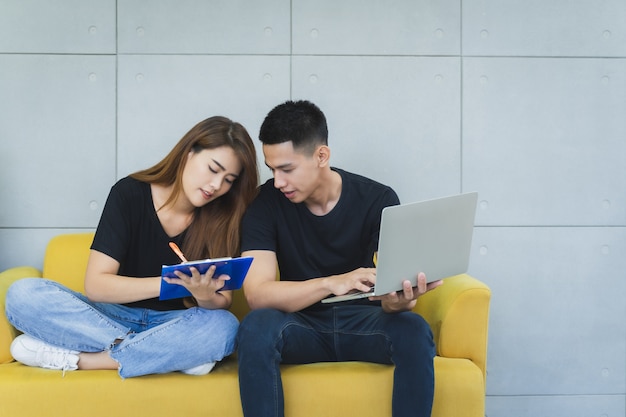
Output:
[322, 192, 478, 303]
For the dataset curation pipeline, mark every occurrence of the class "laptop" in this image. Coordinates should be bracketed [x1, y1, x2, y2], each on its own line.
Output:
[322, 192, 478, 303]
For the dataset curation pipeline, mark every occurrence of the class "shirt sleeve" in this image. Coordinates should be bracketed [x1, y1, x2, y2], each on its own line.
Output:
[365, 187, 400, 260]
[240, 185, 278, 253]
[90, 178, 133, 263]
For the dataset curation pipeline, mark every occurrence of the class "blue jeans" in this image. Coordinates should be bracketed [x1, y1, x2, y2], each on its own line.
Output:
[5, 278, 238, 378]
[237, 305, 435, 417]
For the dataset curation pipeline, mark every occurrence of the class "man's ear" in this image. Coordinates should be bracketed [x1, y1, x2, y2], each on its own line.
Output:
[316, 145, 331, 167]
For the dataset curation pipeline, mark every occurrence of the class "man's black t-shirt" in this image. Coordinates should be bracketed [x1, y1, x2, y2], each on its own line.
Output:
[241, 168, 400, 309]
[91, 177, 187, 310]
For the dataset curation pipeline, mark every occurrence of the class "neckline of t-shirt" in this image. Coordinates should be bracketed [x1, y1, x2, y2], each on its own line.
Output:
[145, 180, 188, 241]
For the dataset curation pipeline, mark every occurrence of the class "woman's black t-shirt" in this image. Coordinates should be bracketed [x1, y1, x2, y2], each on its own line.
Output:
[91, 177, 187, 310]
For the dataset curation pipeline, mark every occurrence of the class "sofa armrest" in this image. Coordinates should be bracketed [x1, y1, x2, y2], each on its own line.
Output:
[413, 274, 491, 382]
[0, 266, 42, 364]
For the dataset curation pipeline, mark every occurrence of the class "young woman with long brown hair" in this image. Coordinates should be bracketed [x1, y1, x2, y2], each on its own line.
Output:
[6, 116, 259, 377]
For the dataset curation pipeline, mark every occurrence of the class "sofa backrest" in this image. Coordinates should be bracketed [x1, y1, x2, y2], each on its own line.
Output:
[42, 233, 252, 321]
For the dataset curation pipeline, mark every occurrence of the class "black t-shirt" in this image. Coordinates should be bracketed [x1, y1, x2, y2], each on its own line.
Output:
[241, 168, 400, 309]
[91, 177, 186, 310]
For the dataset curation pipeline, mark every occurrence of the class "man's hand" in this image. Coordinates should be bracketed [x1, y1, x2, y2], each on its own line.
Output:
[370, 273, 443, 313]
[323, 267, 377, 296]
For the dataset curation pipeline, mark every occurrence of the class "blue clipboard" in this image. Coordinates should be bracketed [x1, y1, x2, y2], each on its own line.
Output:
[159, 256, 253, 300]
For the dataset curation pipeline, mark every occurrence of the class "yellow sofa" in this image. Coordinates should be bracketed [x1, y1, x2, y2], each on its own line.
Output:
[0, 233, 490, 417]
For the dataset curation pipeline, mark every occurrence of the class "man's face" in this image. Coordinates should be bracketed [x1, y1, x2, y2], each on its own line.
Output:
[263, 141, 321, 204]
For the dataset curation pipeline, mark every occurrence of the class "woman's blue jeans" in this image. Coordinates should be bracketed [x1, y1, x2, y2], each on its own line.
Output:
[237, 305, 435, 417]
[5, 278, 238, 378]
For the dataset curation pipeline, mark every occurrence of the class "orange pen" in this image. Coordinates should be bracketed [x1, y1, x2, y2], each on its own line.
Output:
[168, 242, 188, 263]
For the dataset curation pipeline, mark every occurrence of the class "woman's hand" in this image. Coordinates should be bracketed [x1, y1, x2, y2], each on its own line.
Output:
[164, 265, 232, 309]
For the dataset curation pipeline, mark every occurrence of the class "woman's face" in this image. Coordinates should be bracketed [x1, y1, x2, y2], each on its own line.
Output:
[182, 146, 242, 208]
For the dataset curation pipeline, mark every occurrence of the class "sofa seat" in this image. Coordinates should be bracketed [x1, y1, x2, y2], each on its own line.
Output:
[0, 233, 490, 417]
[0, 356, 484, 417]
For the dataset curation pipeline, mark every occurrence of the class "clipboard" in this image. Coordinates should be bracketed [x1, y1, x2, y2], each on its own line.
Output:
[159, 256, 253, 300]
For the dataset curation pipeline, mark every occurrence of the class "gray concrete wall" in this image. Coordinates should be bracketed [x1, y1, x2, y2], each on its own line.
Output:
[1, 1, 624, 415]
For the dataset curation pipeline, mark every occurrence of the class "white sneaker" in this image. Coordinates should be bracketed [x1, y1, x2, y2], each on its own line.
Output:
[10, 334, 79, 373]
[181, 362, 216, 375]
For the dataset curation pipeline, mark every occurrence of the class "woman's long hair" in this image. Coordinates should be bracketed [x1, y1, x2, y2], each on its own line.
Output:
[131, 116, 259, 260]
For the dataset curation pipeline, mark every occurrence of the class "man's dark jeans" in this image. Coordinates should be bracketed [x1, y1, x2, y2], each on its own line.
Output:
[237, 305, 435, 417]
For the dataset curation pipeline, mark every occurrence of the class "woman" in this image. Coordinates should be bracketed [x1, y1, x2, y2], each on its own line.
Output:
[5, 116, 259, 378]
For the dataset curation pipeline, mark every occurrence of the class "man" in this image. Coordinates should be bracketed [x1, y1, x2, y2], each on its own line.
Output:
[237, 100, 442, 417]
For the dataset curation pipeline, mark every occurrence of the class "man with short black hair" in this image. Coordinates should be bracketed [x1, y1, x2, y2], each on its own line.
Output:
[237, 100, 441, 417]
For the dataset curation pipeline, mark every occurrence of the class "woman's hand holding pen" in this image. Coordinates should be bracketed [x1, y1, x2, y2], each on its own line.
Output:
[166, 265, 230, 306]
[165, 242, 232, 309]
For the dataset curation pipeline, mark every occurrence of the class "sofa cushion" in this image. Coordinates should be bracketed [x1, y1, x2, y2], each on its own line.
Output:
[0, 356, 483, 417]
